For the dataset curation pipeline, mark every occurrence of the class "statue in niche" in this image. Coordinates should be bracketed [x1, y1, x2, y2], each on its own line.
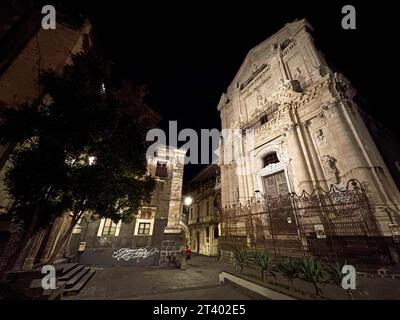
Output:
[256, 90, 265, 107]
[280, 78, 293, 90]
[294, 67, 305, 90]
[235, 187, 240, 203]
[321, 155, 340, 184]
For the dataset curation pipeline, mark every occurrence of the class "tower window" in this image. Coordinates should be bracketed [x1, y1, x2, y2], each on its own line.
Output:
[155, 161, 168, 177]
[263, 152, 279, 167]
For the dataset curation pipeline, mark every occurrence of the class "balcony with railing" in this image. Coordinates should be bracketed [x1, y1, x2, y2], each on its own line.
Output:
[188, 209, 220, 226]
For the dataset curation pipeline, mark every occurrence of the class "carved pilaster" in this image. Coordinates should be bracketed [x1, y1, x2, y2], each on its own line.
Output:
[283, 121, 312, 193]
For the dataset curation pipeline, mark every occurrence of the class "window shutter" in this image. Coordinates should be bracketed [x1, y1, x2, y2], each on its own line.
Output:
[97, 218, 105, 236]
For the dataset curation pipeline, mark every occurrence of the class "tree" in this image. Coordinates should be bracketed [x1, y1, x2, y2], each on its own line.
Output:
[0, 49, 160, 270]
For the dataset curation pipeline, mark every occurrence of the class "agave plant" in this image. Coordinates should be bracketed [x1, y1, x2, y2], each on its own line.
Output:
[276, 258, 300, 290]
[232, 248, 250, 273]
[326, 262, 354, 299]
[299, 257, 327, 297]
[250, 250, 275, 281]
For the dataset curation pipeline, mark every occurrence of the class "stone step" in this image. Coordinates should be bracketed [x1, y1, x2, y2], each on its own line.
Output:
[64, 269, 95, 295]
[56, 263, 78, 276]
[65, 267, 90, 289]
[59, 264, 85, 281]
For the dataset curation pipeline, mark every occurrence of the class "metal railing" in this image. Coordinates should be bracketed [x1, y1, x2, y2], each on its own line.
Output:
[220, 180, 394, 266]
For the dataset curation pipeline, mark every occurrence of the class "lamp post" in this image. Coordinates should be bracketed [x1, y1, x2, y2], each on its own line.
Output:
[184, 196, 193, 206]
[180, 196, 193, 229]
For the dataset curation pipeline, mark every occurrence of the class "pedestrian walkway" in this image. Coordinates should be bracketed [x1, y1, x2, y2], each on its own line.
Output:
[63, 256, 251, 300]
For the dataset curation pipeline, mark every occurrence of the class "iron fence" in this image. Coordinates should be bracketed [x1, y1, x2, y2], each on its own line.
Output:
[220, 180, 393, 266]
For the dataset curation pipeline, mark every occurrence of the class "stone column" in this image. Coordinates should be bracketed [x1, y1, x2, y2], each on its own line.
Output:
[322, 101, 397, 239]
[284, 123, 313, 194]
[322, 101, 384, 197]
[297, 30, 324, 81]
[161, 149, 185, 267]
[301, 120, 328, 190]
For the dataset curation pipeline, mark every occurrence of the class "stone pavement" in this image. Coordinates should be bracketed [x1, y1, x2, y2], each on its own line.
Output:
[63, 256, 251, 300]
[63, 254, 400, 300]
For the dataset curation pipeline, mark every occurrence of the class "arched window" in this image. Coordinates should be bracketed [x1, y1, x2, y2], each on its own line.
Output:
[214, 227, 219, 239]
[262, 152, 279, 167]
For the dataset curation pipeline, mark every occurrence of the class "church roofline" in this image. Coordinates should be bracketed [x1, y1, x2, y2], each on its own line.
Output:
[219, 18, 312, 105]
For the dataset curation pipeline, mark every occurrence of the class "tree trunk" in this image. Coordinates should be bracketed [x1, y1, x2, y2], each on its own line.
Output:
[0, 210, 40, 276]
[0, 221, 24, 277]
[48, 212, 82, 263]
[313, 282, 323, 297]
[1, 187, 54, 276]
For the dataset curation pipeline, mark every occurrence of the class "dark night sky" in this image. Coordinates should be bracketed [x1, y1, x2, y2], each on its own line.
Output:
[57, 0, 397, 181]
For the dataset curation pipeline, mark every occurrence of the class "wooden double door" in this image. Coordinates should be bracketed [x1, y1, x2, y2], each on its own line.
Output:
[262, 170, 289, 198]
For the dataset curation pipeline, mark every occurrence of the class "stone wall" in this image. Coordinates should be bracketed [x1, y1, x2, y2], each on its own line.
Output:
[67, 146, 186, 266]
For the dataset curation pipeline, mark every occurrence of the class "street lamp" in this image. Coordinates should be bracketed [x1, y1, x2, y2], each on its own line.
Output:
[184, 196, 193, 206]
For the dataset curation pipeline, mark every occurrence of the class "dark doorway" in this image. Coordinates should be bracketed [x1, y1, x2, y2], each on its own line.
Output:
[196, 231, 200, 253]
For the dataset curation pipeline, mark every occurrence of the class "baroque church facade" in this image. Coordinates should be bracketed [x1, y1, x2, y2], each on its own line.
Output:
[217, 19, 400, 261]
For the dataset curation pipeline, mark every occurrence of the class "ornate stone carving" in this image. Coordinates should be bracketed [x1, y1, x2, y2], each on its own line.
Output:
[321, 155, 340, 182]
[256, 89, 265, 107]
[283, 123, 298, 135]
[252, 63, 258, 74]
[321, 102, 340, 118]
[314, 128, 326, 145]
[301, 120, 311, 128]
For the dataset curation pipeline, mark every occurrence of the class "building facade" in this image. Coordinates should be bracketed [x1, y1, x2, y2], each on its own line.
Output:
[217, 19, 400, 263]
[186, 164, 221, 257]
[0, 6, 93, 271]
[67, 146, 186, 266]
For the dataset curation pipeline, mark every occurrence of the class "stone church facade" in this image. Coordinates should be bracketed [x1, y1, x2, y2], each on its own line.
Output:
[217, 19, 400, 263]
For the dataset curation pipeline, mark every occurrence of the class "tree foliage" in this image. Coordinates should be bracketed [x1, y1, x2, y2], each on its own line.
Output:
[0, 49, 160, 231]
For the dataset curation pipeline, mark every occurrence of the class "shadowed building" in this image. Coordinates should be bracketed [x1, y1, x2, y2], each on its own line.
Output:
[0, 4, 92, 271]
[186, 164, 221, 257]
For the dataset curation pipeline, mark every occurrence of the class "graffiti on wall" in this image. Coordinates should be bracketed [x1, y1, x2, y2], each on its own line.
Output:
[112, 247, 160, 262]
[78, 247, 161, 266]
